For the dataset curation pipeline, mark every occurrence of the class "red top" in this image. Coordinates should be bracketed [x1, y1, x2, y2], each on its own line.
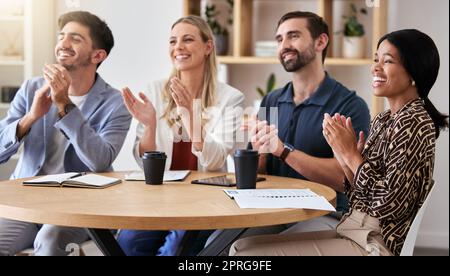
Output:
[170, 142, 198, 170]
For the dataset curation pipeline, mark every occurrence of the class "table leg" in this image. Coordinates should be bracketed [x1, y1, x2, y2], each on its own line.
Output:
[86, 228, 125, 256]
[197, 228, 247, 256]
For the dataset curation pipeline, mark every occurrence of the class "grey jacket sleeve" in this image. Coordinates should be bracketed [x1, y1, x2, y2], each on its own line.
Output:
[54, 99, 132, 172]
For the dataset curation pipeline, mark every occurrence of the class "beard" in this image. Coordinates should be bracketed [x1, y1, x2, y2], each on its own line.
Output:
[279, 43, 316, 72]
[61, 57, 91, 71]
[57, 50, 92, 71]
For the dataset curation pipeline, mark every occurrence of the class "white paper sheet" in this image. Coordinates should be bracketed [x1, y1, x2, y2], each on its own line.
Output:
[125, 171, 190, 182]
[224, 189, 318, 199]
[224, 189, 336, 211]
[233, 195, 336, 211]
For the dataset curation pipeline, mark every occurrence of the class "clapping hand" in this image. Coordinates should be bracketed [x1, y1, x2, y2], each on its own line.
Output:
[243, 115, 283, 155]
[322, 113, 365, 172]
[43, 64, 72, 106]
[169, 77, 196, 116]
[122, 87, 156, 128]
[17, 83, 52, 139]
[29, 83, 52, 121]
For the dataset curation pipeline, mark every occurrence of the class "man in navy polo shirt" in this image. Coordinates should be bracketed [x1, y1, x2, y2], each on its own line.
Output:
[248, 11, 370, 232]
[204, 11, 370, 254]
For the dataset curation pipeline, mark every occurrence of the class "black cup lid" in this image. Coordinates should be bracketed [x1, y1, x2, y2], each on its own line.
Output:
[234, 149, 259, 156]
[143, 151, 167, 159]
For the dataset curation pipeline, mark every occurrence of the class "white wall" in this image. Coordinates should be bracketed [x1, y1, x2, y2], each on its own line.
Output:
[56, 0, 182, 171]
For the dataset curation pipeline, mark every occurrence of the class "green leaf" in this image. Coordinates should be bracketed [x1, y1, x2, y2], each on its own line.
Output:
[256, 87, 265, 98]
[256, 74, 276, 97]
[267, 73, 276, 93]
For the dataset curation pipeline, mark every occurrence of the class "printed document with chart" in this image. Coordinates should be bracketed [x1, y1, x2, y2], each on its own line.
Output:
[224, 189, 335, 211]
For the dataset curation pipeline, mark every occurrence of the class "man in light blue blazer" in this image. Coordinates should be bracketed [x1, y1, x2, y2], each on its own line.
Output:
[0, 11, 131, 256]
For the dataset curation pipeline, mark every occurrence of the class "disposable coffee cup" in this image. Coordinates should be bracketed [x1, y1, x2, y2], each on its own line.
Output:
[142, 151, 167, 185]
[234, 149, 259, 189]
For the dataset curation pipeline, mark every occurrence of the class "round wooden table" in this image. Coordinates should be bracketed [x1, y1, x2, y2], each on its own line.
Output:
[0, 171, 336, 255]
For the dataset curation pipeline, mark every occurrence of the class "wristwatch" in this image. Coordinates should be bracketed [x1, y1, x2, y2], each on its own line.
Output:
[280, 143, 294, 162]
[58, 103, 76, 119]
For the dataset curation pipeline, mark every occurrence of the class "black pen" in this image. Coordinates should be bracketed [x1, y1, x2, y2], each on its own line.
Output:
[70, 172, 86, 179]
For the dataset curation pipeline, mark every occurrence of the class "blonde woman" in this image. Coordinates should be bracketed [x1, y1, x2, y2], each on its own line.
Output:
[118, 16, 244, 256]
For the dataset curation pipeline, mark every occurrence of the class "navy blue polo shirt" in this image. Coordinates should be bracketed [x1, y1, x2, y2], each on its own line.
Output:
[258, 73, 370, 213]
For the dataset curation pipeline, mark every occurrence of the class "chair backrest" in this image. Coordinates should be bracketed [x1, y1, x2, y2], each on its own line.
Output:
[400, 184, 435, 256]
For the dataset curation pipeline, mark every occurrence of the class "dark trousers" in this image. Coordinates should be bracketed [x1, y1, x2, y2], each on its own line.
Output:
[117, 229, 213, 256]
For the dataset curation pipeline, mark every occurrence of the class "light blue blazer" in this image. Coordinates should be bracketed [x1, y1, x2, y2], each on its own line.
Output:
[0, 75, 132, 179]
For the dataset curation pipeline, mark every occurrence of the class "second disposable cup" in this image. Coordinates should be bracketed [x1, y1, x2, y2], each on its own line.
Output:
[234, 149, 259, 189]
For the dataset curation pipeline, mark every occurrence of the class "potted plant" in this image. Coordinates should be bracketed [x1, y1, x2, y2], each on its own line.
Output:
[205, 0, 233, 56]
[341, 3, 367, 59]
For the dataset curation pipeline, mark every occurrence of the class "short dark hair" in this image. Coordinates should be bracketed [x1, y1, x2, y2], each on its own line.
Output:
[277, 11, 330, 63]
[378, 29, 448, 138]
[58, 11, 114, 56]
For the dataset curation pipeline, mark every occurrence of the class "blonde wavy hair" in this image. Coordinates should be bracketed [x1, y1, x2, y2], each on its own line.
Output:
[162, 15, 218, 127]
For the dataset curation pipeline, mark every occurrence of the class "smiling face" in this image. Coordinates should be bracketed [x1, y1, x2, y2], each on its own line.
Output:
[55, 21, 96, 71]
[276, 18, 318, 72]
[372, 40, 414, 99]
[169, 22, 212, 73]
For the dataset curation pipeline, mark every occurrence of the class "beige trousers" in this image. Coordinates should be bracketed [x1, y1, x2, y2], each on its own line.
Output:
[229, 210, 392, 256]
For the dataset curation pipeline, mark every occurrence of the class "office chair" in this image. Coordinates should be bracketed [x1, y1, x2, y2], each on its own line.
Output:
[400, 184, 435, 256]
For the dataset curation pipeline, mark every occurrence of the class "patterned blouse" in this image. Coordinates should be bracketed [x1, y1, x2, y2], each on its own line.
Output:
[346, 99, 436, 256]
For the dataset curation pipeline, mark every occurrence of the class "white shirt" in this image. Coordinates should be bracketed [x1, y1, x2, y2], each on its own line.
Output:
[134, 80, 245, 172]
[40, 94, 88, 174]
